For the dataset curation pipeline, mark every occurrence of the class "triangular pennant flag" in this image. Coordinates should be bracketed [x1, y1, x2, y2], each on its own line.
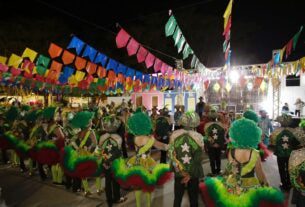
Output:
[223, 40, 228, 52]
[67, 36, 85, 55]
[74, 56, 87, 70]
[36, 55, 50, 67]
[106, 59, 118, 71]
[182, 43, 193, 59]
[225, 43, 231, 60]
[48, 43, 63, 59]
[85, 62, 97, 75]
[8, 54, 23, 67]
[82, 45, 97, 61]
[0, 56, 7, 64]
[94, 53, 108, 67]
[59, 74, 69, 84]
[223, 16, 232, 36]
[154, 58, 162, 72]
[165, 15, 177, 37]
[145, 53, 156, 68]
[223, 0, 233, 30]
[177, 35, 186, 53]
[62, 50, 76, 65]
[126, 38, 140, 56]
[173, 26, 182, 45]
[136, 46, 148, 63]
[293, 26, 303, 50]
[143, 74, 151, 83]
[161, 62, 168, 76]
[0, 63, 9, 72]
[22, 48, 37, 62]
[116, 28, 131, 48]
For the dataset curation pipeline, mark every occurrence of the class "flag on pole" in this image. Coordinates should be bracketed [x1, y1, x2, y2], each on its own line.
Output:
[223, 0, 233, 30]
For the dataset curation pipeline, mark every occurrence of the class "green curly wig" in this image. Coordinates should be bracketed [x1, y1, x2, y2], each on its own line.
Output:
[5, 106, 19, 122]
[21, 105, 31, 112]
[179, 111, 200, 128]
[229, 118, 262, 148]
[69, 111, 94, 129]
[299, 119, 305, 129]
[243, 110, 259, 123]
[42, 107, 58, 120]
[127, 109, 152, 136]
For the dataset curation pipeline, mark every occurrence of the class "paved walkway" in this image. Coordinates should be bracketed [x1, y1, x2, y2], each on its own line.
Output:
[0, 153, 295, 207]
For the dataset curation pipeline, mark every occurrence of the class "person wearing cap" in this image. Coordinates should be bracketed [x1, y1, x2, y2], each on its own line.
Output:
[258, 110, 273, 147]
[196, 96, 205, 119]
[98, 115, 127, 206]
[169, 111, 204, 207]
[270, 114, 300, 191]
[289, 119, 305, 207]
[112, 108, 171, 207]
[201, 118, 284, 207]
[204, 110, 225, 176]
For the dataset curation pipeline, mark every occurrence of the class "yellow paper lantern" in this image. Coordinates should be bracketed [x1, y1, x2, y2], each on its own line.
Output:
[213, 82, 220, 92]
[225, 82, 232, 92]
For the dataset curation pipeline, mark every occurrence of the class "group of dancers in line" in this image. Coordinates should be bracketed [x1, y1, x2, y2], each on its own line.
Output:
[0, 101, 305, 207]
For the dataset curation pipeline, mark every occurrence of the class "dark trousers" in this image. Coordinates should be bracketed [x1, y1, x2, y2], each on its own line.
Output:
[105, 169, 120, 207]
[121, 137, 128, 158]
[65, 175, 81, 192]
[208, 147, 221, 174]
[1, 149, 8, 164]
[173, 177, 199, 207]
[19, 157, 26, 171]
[277, 157, 290, 189]
[295, 110, 301, 117]
[160, 136, 169, 164]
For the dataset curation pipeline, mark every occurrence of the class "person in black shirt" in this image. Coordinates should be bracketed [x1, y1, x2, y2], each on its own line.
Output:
[196, 97, 205, 119]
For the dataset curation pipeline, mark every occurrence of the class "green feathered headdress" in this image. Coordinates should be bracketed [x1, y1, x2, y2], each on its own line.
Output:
[243, 110, 259, 123]
[21, 105, 31, 112]
[70, 111, 94, 129]
[24, 109, 42, 123]
[229, 118, 262, 148]
[127, 109, 152, 136]
[5, 106, 20, 122]
[276, 114, 292, 127]
[179, 111, 200, 128]
[102, 115, 121, 133]
[300, 119, 305, 129]
[42, 107, 58, 120]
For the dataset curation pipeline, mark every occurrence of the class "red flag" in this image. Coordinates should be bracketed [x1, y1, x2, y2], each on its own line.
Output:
[85, 62, 97, 75]
[97, 66, 107, 78]
[126, 38, 140, 56]
[145, 53, 156, 68]
[285, 39, 293, 59]
[62, 50, 76, 65]
[204, 79, 210, 90]
[48, 43, 63, 59]
[136, 46, 148, 63]
[75, 56, 87, 70]
[154, 58, 162, 72]
[116, 28, 131, 48]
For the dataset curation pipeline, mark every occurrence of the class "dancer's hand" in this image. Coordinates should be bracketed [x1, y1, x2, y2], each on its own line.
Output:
[181, 173, 190, 184]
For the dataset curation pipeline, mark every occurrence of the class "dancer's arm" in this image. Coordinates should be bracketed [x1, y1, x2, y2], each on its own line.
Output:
[255, 158, 269, 186]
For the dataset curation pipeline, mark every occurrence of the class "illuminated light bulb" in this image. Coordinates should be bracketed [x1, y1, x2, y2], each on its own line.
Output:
[229, 70, 240, 83]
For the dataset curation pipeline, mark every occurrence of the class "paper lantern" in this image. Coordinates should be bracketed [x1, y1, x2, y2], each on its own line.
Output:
[225, 82, 232, 92]
[213, 82, 220, 92]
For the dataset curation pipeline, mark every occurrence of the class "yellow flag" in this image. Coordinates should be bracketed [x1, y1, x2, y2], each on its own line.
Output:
[33, 66, 37, 74]
[0, 56, 7, 64]
[75, 71, 85, 82]
[68, 75, 78, 85]
[22, 48, 38, 62]
[280, 46, 286, 63]
[44, 69, 49, 77]
[223, 0, 233, 29]
[8, 53, 23, 67]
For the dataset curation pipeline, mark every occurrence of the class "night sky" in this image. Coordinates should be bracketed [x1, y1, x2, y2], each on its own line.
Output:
[0, 0, 305, 72]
